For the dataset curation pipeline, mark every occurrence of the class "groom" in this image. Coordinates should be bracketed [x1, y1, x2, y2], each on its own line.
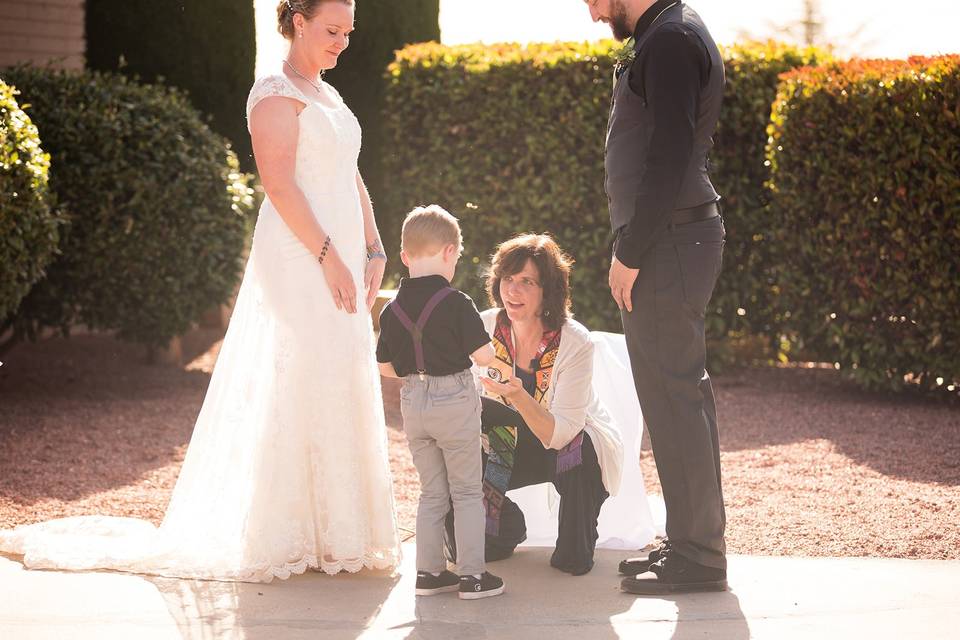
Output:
[584, 0, 728, 594]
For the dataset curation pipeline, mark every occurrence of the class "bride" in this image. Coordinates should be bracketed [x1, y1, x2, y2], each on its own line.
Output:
[0, 0, 401, 582]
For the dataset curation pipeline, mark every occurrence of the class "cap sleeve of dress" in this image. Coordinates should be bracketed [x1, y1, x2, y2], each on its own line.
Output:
[245, 75, 304, 132]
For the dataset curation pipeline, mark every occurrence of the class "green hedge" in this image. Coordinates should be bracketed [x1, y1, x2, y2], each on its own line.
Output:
[0, 80, 62, 322]
[325, 0, 439, 213]
[710, 42, 828, 354]
[382, 41, 825, 338]
[768, 55, 960, 391]
[1, 67, 255, 348]
[383, 42, 620, 331]
[85, 0, 256, 168]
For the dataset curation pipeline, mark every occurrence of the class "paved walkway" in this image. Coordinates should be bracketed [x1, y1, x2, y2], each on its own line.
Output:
[2, 543, 958, 639]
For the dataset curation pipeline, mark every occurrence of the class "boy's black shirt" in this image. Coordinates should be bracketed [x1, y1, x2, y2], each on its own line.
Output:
[376, 275, 490, 377]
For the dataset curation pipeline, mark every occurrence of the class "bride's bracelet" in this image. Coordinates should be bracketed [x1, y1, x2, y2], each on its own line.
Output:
[317, 235, 331, 264]
[366, 239, 387, 262]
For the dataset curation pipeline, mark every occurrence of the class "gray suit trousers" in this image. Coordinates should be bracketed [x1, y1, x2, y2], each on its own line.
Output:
[619, 215, 727, 570]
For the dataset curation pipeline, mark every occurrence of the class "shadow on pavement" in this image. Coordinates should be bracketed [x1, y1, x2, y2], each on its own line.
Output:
[149, 569, 399, 639]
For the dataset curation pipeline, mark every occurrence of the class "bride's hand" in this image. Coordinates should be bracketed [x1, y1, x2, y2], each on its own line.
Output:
[320, 248, 357, 314]
[364, 257, 386, 313]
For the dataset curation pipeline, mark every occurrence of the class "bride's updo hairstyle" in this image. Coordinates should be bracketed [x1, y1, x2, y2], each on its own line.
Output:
[277, 0, 354, 40]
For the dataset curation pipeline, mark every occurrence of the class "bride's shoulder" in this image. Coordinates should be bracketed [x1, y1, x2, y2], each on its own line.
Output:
[321, 79, 343, 97]
[248, 74, 297, 99]
[245, 75, 302, 124]
[320, 79, 350, 108]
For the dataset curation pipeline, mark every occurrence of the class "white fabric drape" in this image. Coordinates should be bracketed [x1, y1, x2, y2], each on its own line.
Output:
[511, 331, 664, 550]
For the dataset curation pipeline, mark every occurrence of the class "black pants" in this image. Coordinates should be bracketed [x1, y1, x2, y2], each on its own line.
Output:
[619, 215, 727, 570]
[444, 397, 609, 575]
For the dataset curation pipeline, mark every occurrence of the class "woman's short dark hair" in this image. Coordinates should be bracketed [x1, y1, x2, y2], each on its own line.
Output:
[277, 0, 354, 40]
[486, 233, 574, 332]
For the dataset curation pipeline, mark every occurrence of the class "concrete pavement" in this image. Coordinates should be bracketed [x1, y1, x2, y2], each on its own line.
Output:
[2, 543, 958, 639]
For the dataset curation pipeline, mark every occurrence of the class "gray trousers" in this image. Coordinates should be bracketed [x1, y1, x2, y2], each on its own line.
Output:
[400, 369, 485, 576]
[619, 215, 727, 570]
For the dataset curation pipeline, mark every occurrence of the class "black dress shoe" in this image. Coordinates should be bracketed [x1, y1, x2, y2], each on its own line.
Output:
[621, 552, 727, 595]
[618, 539, 670, 576]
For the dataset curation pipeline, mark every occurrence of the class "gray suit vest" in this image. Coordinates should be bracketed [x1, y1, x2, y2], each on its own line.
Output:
[604, 3, 724, 232]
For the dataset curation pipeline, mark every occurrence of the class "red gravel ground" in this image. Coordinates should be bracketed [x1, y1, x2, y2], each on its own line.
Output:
[1, 331, 958, 559]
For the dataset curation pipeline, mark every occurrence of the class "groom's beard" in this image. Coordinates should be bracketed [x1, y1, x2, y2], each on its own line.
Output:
[608, 1, 633, 41]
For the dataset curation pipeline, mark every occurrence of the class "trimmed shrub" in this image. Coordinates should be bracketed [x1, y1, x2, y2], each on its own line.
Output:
[768, 55, 960, 390]
[0, 80, 62, 323]
[85, 0, 256, 167]
[382, 40, 826, 338]
[383, 41, 620, 330]
[710, 42, 829, 351]
[324, 0, 440, 214]
[2, 67, 255, 348]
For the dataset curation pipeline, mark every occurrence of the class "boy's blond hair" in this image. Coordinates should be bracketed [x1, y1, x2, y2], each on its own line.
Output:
[401, 205, 462, 258]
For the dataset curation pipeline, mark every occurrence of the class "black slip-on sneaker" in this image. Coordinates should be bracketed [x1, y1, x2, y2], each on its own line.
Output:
[458, 571, 505, 600]
[621, 553, 727, 595]
[415, 570, 460, 596]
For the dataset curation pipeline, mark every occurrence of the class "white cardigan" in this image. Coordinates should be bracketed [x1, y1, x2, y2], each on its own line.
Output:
[478, 309, 624, 496]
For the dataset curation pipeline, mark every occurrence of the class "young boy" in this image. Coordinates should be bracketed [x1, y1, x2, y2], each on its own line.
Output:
[377, 205, 505, 600]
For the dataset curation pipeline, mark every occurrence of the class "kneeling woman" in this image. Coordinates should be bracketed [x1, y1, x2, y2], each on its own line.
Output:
[446, 234, 623, 575]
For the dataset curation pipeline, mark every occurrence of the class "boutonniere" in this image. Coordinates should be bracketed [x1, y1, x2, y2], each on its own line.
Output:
[612, 37, 637, 79]
[612, 37, 637, 66]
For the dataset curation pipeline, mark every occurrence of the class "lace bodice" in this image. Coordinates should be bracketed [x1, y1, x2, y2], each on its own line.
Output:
[245, 74, 361, 197]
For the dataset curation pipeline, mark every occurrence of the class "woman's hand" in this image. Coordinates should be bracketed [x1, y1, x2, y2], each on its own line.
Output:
[321, 248, 357, 314]
[481, 374, 555, 447]
[364, 257, 386, 313]
[480, 375, 524, 400]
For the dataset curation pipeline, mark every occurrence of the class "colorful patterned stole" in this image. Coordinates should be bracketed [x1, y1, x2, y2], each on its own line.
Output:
[481, 313, 584, 535]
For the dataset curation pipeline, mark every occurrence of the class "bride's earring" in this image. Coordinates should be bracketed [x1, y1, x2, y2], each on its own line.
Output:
[298, 30, 304, 39]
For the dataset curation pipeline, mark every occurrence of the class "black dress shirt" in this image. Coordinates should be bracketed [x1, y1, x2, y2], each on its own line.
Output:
[376, 275, 490, 377]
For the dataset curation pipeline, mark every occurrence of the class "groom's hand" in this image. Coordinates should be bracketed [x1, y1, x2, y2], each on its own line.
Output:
[609, 257, 639, 313]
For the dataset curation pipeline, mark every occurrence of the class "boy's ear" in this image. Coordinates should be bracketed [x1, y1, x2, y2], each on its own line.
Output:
[443, 243, 459, 261]
[400, 250, 410, 267]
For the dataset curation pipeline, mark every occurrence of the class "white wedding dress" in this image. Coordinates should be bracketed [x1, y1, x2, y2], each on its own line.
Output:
[0, 74, 401, 582]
